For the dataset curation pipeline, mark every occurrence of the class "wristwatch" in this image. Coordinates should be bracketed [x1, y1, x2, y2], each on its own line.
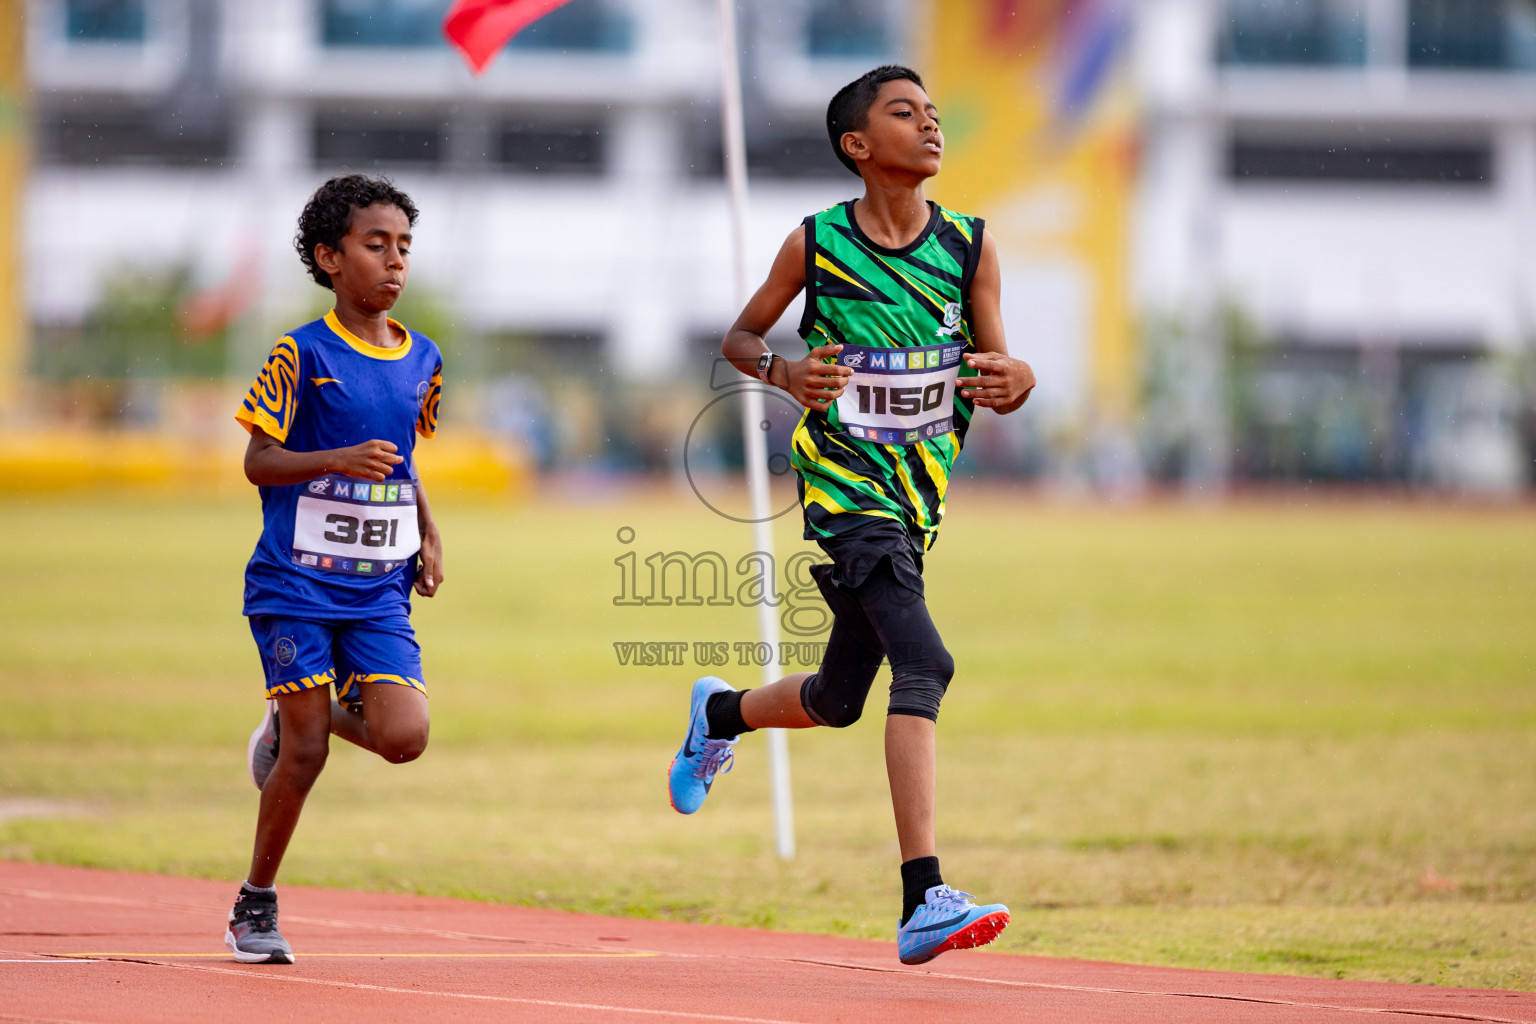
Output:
[755, 351, 778, 383]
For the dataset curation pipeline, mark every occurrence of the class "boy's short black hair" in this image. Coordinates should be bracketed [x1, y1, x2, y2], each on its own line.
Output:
[295, 174, 419, 290]
[826, 65, 926, 177]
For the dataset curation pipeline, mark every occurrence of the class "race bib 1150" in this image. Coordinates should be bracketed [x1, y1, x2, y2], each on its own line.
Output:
[292, 475, 420, 577]
[834, 341, 965, 445]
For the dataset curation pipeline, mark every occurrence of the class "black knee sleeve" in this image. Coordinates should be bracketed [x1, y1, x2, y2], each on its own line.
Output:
[886, 637, 954, 722]
[800, 658, 880, 729]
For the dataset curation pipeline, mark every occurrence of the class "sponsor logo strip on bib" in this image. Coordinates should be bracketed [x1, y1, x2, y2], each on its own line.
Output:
[834, 341, 965, 446]
[292, 474, 421, 576]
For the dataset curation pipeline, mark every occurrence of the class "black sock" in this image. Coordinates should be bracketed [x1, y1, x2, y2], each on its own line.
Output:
[705, 689, 754, 740]
[900, 856, 943, 925]
[238, 882, 276, 903]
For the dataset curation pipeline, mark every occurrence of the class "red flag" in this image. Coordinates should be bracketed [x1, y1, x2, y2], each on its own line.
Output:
[443, 0, 576, 74]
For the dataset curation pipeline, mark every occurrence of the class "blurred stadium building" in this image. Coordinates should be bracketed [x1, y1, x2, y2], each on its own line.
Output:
[1138, 0, 1536, 492]
[13, 0, 1536, 491]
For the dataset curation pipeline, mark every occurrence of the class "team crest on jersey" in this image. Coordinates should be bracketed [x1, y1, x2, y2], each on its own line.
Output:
[308, 479, 330, 495]
[417, 381, 430, 407]
[936, 302, 963, 338]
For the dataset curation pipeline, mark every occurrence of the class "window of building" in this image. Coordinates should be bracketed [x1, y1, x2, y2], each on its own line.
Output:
[65, 0, 147, 41]
[39, 105, 231, 166]
[321, 0, 631, 52]
[1408, 0, 1507, 68]
[314, 115, 445, 168]
[1219, 0, 1366, 66]
[321, 0, 444, 47]
[498, 119, 606, 175]
[504, 0, 632, 52]
[745, 131, 848, 179]
[805, 0, 893, 58]
[1229, 135, 1492, 185]
[688, 123, 847, 180]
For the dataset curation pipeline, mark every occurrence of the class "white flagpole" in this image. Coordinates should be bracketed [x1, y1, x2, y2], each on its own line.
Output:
[715, 0, 795, 860]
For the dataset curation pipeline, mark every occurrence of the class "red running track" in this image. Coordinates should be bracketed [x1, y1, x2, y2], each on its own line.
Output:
[1, 861, 1532, 1023]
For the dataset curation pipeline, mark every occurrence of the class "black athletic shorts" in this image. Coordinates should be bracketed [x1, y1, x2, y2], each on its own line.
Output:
[800, 519, 954, 725]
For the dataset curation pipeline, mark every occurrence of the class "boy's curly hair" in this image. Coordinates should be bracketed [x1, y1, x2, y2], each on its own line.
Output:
[295, 174, 419, 290]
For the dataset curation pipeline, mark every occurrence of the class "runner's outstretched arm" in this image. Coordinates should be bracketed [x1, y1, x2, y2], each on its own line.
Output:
[960, 230, 1035, 414]
[721, 225, 854, 410]
[243, 424, 403, 486]
[413, 477, 442, 598]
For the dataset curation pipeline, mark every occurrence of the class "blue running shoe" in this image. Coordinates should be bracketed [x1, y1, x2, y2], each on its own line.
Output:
[668, 676, 738, 814]
[896, 885, 1010, 965]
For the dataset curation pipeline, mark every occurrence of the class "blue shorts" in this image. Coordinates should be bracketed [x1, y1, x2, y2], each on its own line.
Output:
[249, 614, 426, 710]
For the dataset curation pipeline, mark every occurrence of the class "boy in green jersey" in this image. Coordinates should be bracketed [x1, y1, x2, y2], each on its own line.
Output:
[668, 65, 1036, 965]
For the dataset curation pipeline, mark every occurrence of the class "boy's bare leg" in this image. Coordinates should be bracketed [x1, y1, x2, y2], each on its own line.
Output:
[739, 672, 817, 729]
[886, 713, 937, 861]
[248, 686, 334, 888]
[328, 682, 429, 764]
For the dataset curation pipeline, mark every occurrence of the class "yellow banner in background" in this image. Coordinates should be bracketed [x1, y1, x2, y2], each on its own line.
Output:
[0, 0, 25, 421]
[922, 0, 1136, 425]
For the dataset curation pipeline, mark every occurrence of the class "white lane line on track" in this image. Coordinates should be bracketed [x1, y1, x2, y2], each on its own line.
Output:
[779, 958, 1536, 1024]
[105, 958, 816, 1024]
[90, 951, 1536, 1024]
[59, 952, 656, 959]
[0, 959, 98, 963]
[7, 885, 1534, 1023]
[0, 886, 629, 956]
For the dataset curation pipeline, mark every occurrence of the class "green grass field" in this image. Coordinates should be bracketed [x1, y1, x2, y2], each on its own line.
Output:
[2, 487, 1534, 989]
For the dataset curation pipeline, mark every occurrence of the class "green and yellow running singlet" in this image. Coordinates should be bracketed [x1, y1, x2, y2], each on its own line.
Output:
[793, 200, 984, 551]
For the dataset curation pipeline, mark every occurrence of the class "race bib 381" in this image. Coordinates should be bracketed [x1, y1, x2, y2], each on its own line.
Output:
[292, 475, 420, 576]
[834, 340, 965, 445]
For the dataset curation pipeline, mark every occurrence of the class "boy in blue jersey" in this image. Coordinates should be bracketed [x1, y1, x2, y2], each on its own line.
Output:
[226, 175, 445, 964]
[669, 67, 1036, 964]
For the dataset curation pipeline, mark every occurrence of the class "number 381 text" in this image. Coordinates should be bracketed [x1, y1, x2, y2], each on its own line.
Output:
[323, 514, 400, 548]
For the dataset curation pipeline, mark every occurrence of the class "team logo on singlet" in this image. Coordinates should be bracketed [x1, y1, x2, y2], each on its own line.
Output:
[936, 302, 963, 338]
[417, 381, 430, 407]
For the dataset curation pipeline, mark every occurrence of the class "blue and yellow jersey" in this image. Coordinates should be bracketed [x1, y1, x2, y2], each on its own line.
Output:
[236, 310, 442, 621]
